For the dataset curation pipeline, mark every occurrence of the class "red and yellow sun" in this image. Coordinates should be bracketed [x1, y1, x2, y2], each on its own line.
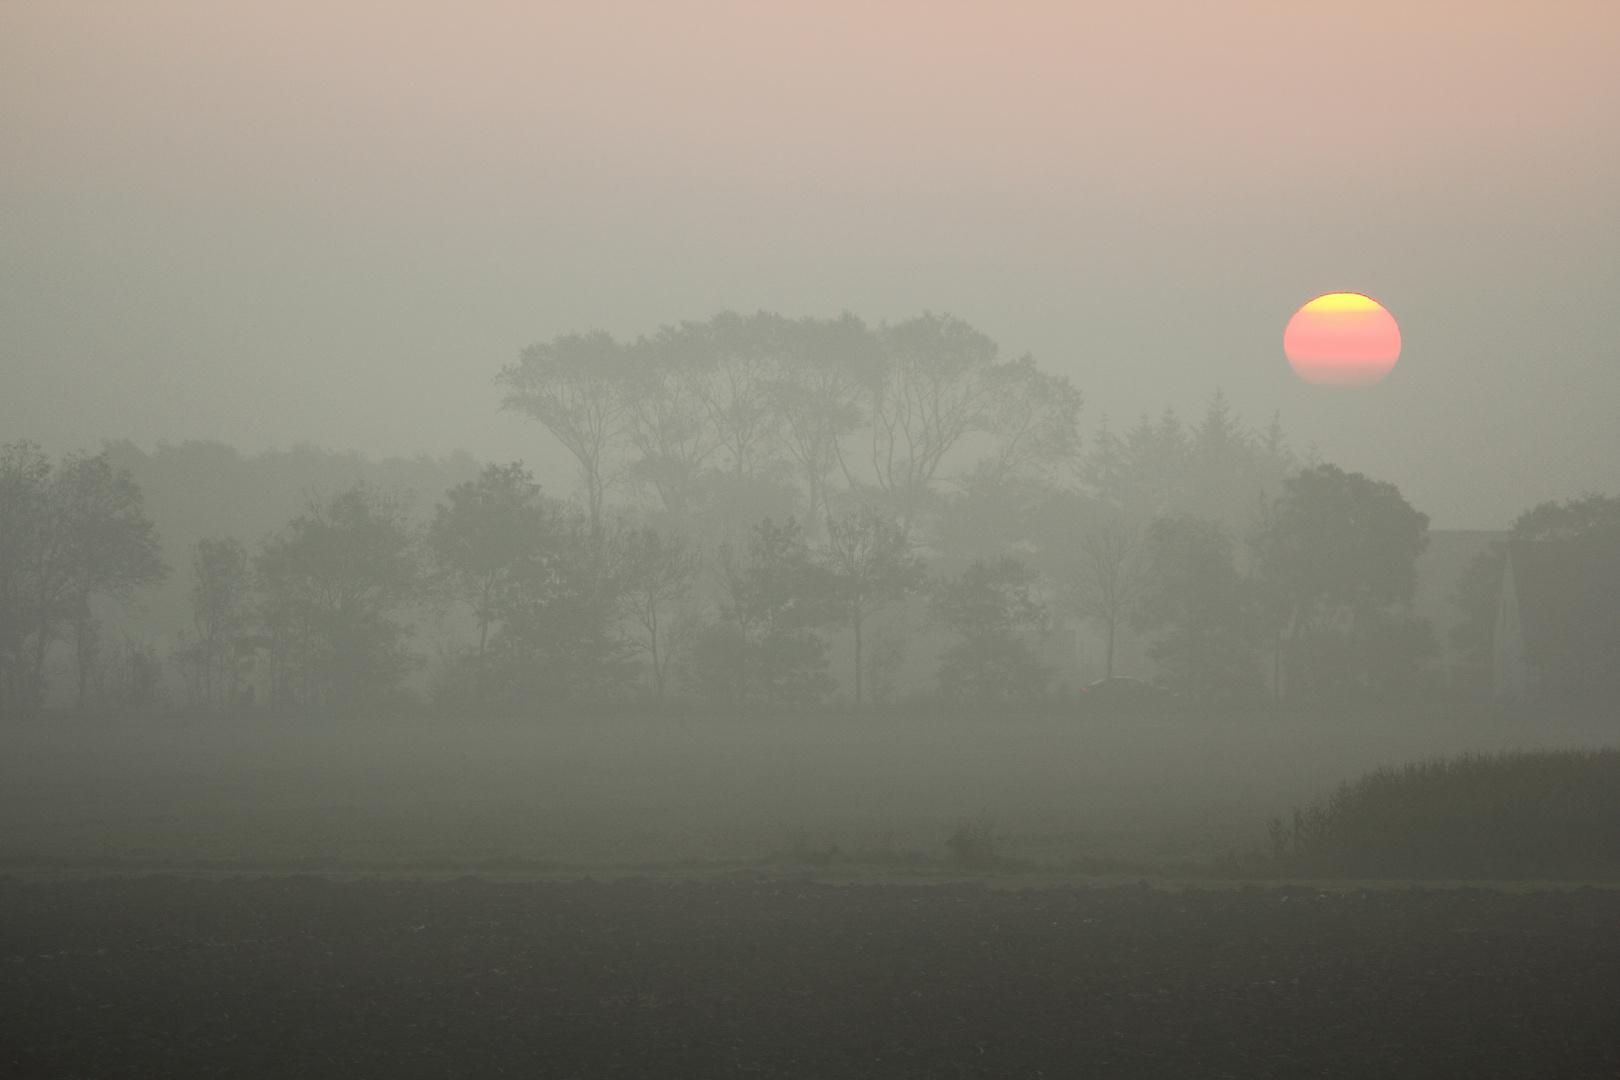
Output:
[1283, 293, 1401, 386]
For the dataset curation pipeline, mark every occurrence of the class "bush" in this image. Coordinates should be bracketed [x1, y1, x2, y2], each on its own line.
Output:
[1271, 749, 1620, 880]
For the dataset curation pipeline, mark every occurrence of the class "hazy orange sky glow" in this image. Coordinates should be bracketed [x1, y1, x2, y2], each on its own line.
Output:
[7, 4, 1612, 196]
[3, 2, 1618, 526]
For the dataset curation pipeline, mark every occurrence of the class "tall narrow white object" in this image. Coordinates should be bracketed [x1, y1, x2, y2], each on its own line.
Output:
[1493, 551, 1526, 697]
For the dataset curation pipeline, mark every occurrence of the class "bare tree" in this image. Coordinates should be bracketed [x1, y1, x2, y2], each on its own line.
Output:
[858, 314, 1003, 521]
[498, 331, 628, 540]
[975, 353, 1084, 486]
[1069, 518, 1146, 679]
[683, 312, 788, 483]
[620, 336, 720, 521]
[617, 526, 701, 703]
[820, 506, 925, 704]
[773, 315, 871, 533]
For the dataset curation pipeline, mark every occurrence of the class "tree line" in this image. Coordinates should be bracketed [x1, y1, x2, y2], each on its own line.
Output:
[0, 443, 167, 714]
[3, 308, 1483, 717]
[1447, 492, 1620, 700]
[495, 311, 1084, 543]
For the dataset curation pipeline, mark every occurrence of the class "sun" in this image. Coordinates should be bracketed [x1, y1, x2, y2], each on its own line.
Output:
[1283, 293, 1401, 386]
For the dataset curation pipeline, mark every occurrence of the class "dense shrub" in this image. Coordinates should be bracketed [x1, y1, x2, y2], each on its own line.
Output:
[1271, 749, 1620, 880]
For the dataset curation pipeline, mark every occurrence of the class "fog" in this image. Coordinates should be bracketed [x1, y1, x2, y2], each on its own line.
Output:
[4, 0, 1619, 820]
[8, 7, 1620, 1073]
[6, 712, 1614, 876]
[3, 0, 1618, 863]
[4, 3, 1618, 528]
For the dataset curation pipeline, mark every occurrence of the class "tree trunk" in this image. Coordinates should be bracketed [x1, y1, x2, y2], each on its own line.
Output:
[202, 632, 214, 708]
[650, 609, 665, 704]
[27, 619, 52, 715]
[1273, 633, 1283, 705]
[853, 616, 864, 706]
[73, 599, 94, 712]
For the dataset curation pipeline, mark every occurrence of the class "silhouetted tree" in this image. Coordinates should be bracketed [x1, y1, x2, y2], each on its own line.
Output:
[479, 512, 640, 710]
[1250, 464, 1431, 701]
[820, 506, 925, 704]
[772, 314, 871, 531]
[697, 518, 836, 706]
[685, 312, 793, 484]
[1135, 514, 1261, 705]
[1080, 393, 1296, 533]
[83, 636, 171, 715]
[617, 526, 701, 703]
[180, 536, 252, 708]
[256, 483, 420, 713]
[620, 334, 720, 522]
[976, 353, 1083, 486]
[499, 331, 628, 539]
[1451, 493, 1620, 668]
[0, 443, 167, 714]
[1077, 415, 1128, 511]
[53, 451, 169, 709]
[624, 312, 860, 541]
[931, 556, 1051, 704]
[0, 442, 59, 712]
[1068, 518, 1146, 679]
[1118, 409, 1193, 520]
[500, 310, 1086, 560]
[428, 463, 555, 656]
[1182, 391, 1295, 527]
[862, 314, 1005, 522]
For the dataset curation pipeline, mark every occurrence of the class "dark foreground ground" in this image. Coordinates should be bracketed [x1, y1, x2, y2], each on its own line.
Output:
[3, 876, 1617, 1079]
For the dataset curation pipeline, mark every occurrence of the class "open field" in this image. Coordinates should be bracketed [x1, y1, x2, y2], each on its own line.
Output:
[6, 707, 1619, 1077]
[4, 875, 1618, 1079]
[4, 706, 1616, 876]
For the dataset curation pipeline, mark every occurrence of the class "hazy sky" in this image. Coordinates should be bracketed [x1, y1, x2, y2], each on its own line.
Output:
[3, 2, 1616, 527]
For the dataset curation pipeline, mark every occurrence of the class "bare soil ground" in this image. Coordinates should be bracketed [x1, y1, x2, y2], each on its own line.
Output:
[3, 874, 1617, 1079]
[5, 710, 1617, 1075]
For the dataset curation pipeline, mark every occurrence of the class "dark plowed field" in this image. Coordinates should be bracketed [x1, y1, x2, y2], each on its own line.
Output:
[2, 876, 1616, 1078]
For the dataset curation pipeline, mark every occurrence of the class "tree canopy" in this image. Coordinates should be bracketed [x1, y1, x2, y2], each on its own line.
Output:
[500, 311, 1084, 543]
[1250, 464, 1432, 701]
[0, 443, 167, 715]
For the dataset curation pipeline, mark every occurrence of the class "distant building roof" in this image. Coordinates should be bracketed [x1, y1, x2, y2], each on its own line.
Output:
[1494, 529, 1620, 699]
[1413, 530, 1503, 657]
